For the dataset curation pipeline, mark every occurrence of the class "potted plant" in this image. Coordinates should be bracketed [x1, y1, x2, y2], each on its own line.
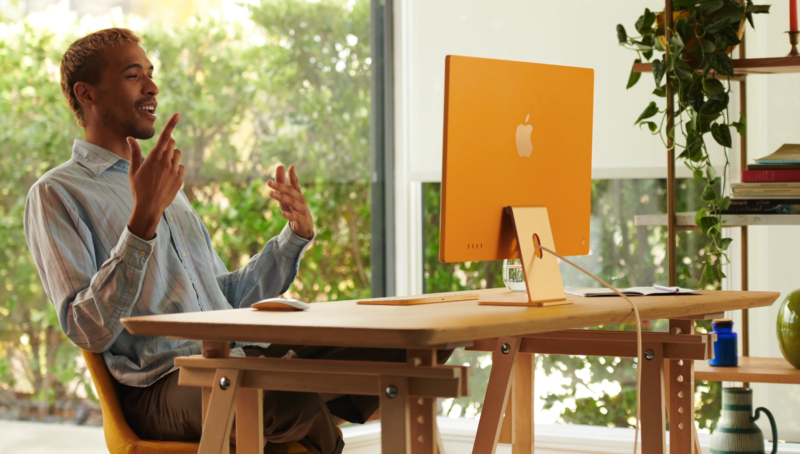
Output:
[616, 0, 770, 284]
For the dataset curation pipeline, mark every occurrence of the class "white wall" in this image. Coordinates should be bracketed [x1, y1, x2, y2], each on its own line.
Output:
[395, 0, 732, 184]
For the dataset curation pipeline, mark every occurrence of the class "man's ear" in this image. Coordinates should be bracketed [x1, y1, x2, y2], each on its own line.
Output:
[73, 81, 93, 107]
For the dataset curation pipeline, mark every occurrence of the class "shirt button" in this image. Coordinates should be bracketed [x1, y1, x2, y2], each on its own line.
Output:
[182, 252, 187, 257]
[139, 251, 146, 257]
[170, 216, 174, 221]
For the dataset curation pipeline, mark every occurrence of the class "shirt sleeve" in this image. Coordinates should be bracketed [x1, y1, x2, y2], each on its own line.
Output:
[24, 181, 155, 353]
[210, 222, 314, 309]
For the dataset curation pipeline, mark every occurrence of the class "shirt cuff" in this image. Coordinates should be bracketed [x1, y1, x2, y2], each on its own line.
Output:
[117, 226, 157, 268]
[276, 223, 314, 260]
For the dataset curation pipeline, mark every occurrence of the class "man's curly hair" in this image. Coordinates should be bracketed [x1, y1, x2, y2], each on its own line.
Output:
[60, 28, 142, 127]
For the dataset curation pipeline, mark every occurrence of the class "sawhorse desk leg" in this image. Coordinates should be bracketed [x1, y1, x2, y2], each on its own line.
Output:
[470, 328, 713, 454]
[473, 337, 521, 454]
[496, 354, 535, 454]
[190, 343, 467, 454]
[407, 349, 444, 454]
[512, 352, 534, 454]
[641, 343, 666, 454]
[668, 319, 697, 454]
[381, 376, 412, 454]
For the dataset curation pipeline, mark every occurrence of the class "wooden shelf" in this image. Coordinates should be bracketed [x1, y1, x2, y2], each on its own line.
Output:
[695, 356, 800, 384]
[633, 56, 800, 78]
[634, 212, 800, 229]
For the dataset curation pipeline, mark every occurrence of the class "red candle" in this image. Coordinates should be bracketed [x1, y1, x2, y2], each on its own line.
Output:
[792, 0, 798, 32]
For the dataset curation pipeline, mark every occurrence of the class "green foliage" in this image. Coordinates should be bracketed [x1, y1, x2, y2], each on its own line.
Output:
[617, 0, 769, 286]
[0, 15, 86, 411]
[0, 0, 371, 415]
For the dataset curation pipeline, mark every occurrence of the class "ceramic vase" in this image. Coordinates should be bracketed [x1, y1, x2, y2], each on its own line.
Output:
[777, 289, 800, 369]
[710, 388, 777, 454]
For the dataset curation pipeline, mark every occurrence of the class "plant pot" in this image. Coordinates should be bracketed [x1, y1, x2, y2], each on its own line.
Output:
[655, 11, 745, 57]
[710, 388, 778, 454]
[777, 289, 800, 369]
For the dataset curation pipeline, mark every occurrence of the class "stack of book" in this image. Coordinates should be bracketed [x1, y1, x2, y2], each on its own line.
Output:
[725, 144, 800, 215]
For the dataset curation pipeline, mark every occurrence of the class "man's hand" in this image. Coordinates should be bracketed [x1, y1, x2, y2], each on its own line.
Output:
[268, 165, 314, 239]
[127, 113, 185, 240]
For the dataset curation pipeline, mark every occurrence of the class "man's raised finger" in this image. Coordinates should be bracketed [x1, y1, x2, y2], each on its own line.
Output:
[171, 149, 182, 168]
[154, 113, 181, 155]
[127, 137, 143, 176]
[275, 165, 286, 185]
[289, 165, 302, 191]
[162, 137, 176, 164]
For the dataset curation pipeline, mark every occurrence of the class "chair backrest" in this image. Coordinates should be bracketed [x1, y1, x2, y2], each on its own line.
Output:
[82, 349, 147, 452]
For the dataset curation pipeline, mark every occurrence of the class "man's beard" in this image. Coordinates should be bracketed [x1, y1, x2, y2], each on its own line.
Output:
[100, 106, 156, 140]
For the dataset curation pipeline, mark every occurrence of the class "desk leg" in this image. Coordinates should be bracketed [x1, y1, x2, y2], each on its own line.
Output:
[407, 350, 440, 454]
[498, 391, 514, 445]
[668, 320, 695, 454]
[640, 343, 666, 454]
[473, 336, 521, 454]
[380, 376, 411, 454]
[236, 388, 264, 454]
[512, 353, 534, 454]
[201, 341, 230, 428]
[199, 368, 242, 454]
[202, 387, 211, 426]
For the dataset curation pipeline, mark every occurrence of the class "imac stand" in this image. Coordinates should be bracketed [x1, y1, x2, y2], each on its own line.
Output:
[479, 207, 573, 307]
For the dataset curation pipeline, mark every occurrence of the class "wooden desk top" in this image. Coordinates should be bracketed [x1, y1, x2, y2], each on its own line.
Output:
[121, 288, 779, 349]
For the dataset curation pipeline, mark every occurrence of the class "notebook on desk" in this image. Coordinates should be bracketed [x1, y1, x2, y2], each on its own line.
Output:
[565, 286, 698, 297]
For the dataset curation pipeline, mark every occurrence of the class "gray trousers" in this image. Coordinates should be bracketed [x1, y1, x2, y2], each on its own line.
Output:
[119, 345, 451, 454]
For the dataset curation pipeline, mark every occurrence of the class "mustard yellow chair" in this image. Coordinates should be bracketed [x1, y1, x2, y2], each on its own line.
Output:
[82, 350, 310, 454]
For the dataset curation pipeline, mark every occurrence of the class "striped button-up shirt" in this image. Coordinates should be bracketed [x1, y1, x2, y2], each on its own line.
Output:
[24, 140, 312, 387]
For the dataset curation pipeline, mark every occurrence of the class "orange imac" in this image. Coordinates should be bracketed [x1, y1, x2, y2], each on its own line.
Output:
[440, 56, 594, 307]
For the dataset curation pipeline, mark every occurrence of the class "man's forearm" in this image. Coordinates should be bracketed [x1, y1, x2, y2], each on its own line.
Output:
[215, 224, 312, 308]
[61, 229, 155, 352]
[128, 205, 161, 241]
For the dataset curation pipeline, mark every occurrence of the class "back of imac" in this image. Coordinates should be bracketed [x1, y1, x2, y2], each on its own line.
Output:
[440, 56, 594, 305]
[440, 55, 594, 264]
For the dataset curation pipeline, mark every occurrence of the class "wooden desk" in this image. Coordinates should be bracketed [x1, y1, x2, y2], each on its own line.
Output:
[122, 288, 779, 454]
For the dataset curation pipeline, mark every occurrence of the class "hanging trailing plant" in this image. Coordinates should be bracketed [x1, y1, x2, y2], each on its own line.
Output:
[616, 0, 769, 285]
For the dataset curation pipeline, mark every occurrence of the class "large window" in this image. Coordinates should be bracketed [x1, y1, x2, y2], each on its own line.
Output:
[425, 179, 722, 431]
[0, 0, 372, 423]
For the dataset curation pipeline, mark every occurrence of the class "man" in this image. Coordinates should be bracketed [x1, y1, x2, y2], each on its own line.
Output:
[24, 28, 449, 454]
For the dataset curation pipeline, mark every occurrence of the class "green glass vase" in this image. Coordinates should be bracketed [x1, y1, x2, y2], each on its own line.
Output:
[777, 290, 800, 369]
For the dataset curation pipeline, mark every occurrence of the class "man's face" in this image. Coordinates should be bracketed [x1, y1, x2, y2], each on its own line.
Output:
[92, 42, 159, 140]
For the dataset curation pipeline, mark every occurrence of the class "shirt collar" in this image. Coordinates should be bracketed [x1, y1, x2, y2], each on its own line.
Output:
[72, 139, 126, 176]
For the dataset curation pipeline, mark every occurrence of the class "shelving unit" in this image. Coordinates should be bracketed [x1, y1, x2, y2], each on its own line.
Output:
[633, 56, 800, 76]
[695, 357, 800, 385]
[628, 2, 800, 451]
[634, 212, 800, 229]
[631, 5, 799, 362]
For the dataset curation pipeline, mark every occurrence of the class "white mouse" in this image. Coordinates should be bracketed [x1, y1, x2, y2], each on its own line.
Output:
[251, 298, 310, 312]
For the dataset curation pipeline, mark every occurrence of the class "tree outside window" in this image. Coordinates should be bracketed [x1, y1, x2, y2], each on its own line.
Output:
[0, 0, 372, 422]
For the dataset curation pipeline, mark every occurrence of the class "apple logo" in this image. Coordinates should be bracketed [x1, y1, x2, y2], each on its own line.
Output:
[515, 114, 533, 158]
